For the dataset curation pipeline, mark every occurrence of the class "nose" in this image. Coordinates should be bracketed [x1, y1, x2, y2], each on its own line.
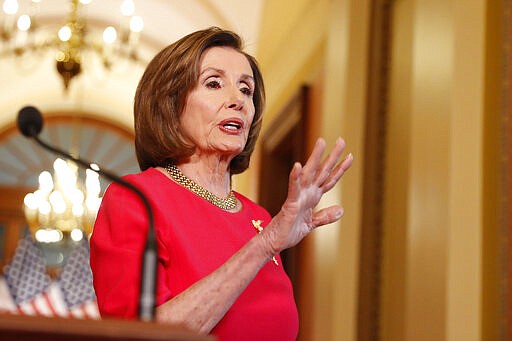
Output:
[225, 87, 244, 110]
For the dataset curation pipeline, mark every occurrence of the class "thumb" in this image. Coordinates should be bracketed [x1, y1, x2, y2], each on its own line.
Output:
[312, 206, 344, 228]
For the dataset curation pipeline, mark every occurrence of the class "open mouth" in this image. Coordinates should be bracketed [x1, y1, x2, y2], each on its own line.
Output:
[223, 122, 241, 130]
[219, 118, 244, 133]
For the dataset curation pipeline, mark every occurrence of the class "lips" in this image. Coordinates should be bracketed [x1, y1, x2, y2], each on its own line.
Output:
[219, 118, 244, 134]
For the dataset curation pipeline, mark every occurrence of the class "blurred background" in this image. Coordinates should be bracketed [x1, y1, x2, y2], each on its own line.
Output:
[0, 0, 508, 340]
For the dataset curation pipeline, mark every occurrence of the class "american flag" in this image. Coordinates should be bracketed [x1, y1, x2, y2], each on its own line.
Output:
[2, 233, 65, 316]
[0, 233, 99, 319]
[57, 239, 99, 319]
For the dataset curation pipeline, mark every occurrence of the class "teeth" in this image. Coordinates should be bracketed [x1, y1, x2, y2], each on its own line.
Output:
[223, 122, 241, 130]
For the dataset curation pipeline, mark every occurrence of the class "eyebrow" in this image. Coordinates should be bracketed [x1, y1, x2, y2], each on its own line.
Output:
[200, 67, 255, 85]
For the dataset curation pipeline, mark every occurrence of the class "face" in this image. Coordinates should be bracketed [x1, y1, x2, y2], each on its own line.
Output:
[180, 46, 256, 161]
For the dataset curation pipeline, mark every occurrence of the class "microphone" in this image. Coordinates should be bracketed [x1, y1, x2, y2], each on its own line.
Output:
[17, 105, 157, 321]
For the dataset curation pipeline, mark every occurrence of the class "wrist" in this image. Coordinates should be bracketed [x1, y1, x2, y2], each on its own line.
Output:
[252, 230, 279, 264]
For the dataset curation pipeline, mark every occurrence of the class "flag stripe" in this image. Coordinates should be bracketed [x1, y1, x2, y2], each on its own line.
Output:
[18, 301, 36, 315]
[46, 283, 70, 318]
[42, 292, 60, 316]
[83, 300, 100, 319]
[33, 294, 53, 316]
[70, 307, 84, 319]
[0, 278, 16, 312]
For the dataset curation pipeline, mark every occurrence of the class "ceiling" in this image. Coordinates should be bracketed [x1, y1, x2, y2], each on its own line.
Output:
[0, 0, 265, 188]
[0, 115, 139, 188]
[0, 0, 264, 126]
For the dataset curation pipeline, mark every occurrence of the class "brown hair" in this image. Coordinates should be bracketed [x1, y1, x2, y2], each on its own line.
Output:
[134, 27, 265, 174]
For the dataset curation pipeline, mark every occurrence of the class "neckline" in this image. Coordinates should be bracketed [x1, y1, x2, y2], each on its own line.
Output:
[150, 167, 244, 214]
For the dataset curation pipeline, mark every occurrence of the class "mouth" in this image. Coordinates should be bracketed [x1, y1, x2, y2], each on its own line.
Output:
[219, 118, 244, 134]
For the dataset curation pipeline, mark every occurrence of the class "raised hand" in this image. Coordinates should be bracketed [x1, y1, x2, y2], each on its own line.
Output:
[261, 137, 353, 256]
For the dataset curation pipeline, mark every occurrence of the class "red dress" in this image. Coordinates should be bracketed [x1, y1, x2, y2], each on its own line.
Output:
[90, 167, 298, 340]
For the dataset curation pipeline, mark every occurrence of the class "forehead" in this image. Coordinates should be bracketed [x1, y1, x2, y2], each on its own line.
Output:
[199, 46, 253, 76]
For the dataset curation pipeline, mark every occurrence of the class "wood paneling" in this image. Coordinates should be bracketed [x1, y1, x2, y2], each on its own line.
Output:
[357, 1, 392, 340]
[0, 186, 33, 269]
[258, 86, 314, 341]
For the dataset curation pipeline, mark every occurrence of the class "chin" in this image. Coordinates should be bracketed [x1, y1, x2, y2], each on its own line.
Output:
[219, 143, 245, 156]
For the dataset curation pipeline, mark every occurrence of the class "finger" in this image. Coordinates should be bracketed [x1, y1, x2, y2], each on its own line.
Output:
[321, 152, 354, 191]
[314, 137, 346, 186]
[286, 162, 303, 201]
[301, 138, 326, 185]
[312, 206, 344, 227]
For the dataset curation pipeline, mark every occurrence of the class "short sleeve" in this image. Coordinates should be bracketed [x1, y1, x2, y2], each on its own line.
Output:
[90, 180, 171, 319]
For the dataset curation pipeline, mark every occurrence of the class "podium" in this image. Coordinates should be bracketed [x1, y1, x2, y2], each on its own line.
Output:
[0, 313, 214, 341]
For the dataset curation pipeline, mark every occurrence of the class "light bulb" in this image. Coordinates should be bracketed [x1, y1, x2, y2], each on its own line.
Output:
[70, 228, 84, 241]
[86, 169, 101, 196]
[58, 26, 72, 42]
[70, 188, 84, 205]
[24, 193, 38, 210]
[2, 0, 19, 15]
[120, 0, 134, 16]
[38, 171, 54, 193]
[72, 203, 84, 217]
[17, 14, 31, 31]
[49, 191, 66, 214]
[130, 15, 143, 33]
[35, 228, 63, 243]
[103, 26, 117, 44]
[38, 200, 51, 215]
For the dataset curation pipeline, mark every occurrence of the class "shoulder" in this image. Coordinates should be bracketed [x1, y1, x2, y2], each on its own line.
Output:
[121, 167, 166, 187]
[104, 167, 166, 196]
[234, 192, 272, 221]
[233, 191, 258, 207]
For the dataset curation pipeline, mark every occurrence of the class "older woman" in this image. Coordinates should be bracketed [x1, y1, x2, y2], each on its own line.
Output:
[90, 27, 353, 340]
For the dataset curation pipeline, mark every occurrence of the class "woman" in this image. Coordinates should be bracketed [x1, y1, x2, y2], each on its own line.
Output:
[90, 27, 353, 340]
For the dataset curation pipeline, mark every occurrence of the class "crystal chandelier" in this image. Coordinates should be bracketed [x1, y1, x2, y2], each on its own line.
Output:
[0, 0, 144, 90]
[23, 158, 102, 245]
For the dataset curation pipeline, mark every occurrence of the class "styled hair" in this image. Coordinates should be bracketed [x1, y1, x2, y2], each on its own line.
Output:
[134, 27, 265, 174]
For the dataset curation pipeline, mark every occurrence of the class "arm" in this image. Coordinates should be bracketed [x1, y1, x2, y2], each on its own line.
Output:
[91, 181, 173, 319]
[156, 137, 353, 333]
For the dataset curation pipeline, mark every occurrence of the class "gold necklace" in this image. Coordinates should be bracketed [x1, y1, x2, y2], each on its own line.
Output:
[165, 164, 238, 210]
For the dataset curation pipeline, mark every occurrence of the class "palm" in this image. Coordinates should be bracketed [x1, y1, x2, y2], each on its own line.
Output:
[265, 137, 353, 254]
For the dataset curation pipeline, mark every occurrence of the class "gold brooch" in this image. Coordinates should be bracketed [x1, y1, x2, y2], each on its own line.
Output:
[251, 220, 279, 266]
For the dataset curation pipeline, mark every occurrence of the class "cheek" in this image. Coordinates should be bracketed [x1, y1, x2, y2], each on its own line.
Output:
[183, 102, 216, 131]
[246, 102, 256, 125]
[245, 111, 256, 138]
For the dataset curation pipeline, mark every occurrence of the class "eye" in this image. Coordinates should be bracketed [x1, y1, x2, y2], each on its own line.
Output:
[205, 79, 222, 89]
[240, 84, 253, 96]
